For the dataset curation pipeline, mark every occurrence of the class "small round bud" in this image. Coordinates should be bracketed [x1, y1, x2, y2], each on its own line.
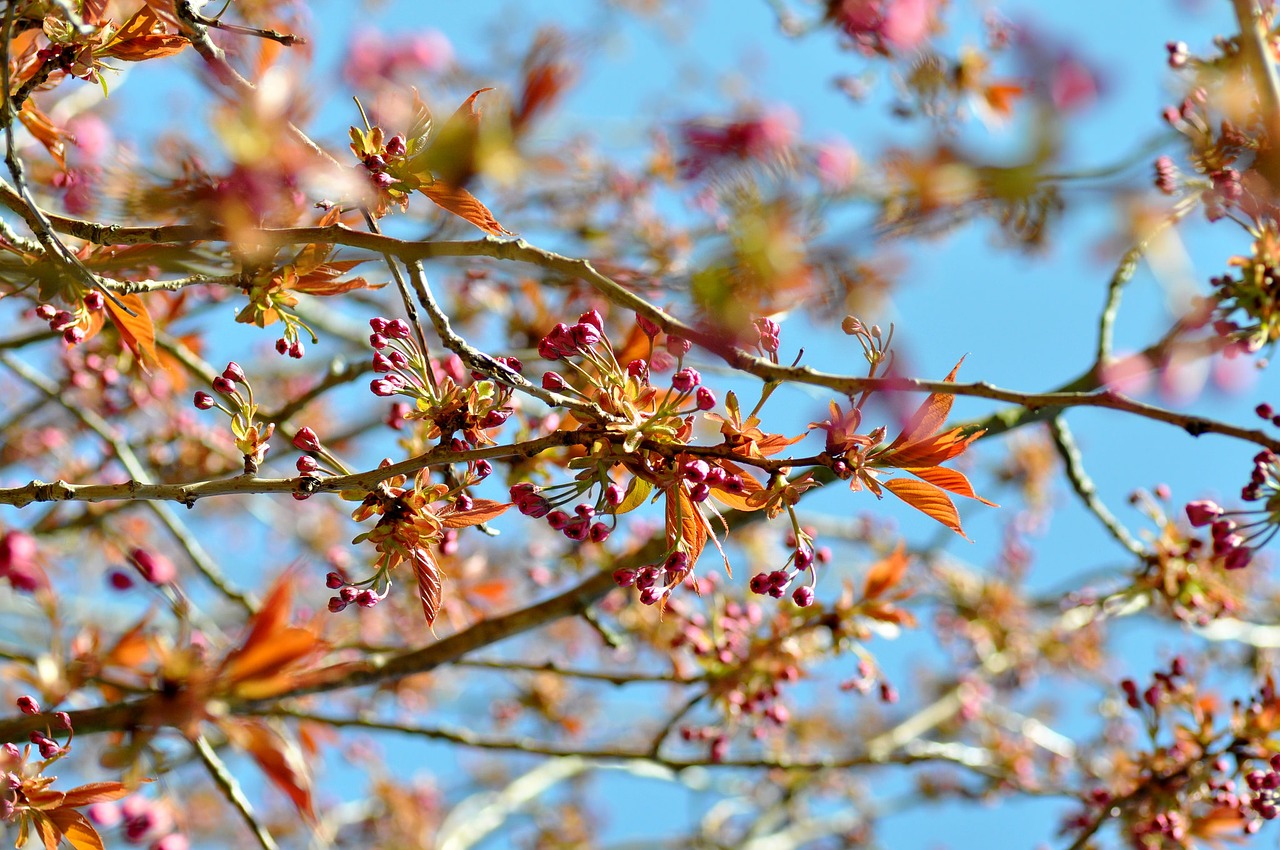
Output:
[15, 695, 39, 715]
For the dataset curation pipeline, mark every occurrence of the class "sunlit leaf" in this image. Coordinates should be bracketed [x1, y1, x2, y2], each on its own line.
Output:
[441, 499, 511, 528]
[614, 476, 654, 515]
[863, 542, 910, 600]
[103, 293, 160, 372]
[45, 809, 104, 850]
[420, 182, 511, 235]
[883, 477, 967, 538]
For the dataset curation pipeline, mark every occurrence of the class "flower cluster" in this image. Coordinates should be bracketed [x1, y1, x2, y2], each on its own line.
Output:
[747, 526, 830, 606]
[367, 316, 516, 447]
[192, 361, 275, 474]
[1183, 442, 1280, 572]
[33, 291, 103, 345]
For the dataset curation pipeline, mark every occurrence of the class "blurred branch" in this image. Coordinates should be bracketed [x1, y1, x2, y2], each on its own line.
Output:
[193, 735, 282, 850]
[1049, 416, 1146, 559]
[0, 353, 256, 611]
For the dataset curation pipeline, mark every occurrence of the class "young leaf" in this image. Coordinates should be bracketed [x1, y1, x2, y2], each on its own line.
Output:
[45, 809, 104, 850]
[665, 485, 709, 566]
[420, 182, 512, 236]
[614, 476, 654, 515]
[415, 547, 444, 630]
[904, 465, 998, 506]
[863, 542, 910, 600]
[103, 293, 160, 372]
[884, 357, 966, 453]
[441, 499, 511, 528]
[882, 478, 967, 539]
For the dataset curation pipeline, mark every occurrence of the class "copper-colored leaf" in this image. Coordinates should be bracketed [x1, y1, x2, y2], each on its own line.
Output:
[46, 809, 105, 850]
[220, 574, 323, 690]
[225, 720, 314, 820]
[863, 542, 910, 600]
[904, 465, 997, 506]
[414, 548, 444, 630]
[59, 782, 130, 809]
[885, 357, 966, 452]
[227, 629, 325, 700]
[19, 101, 70, 169]
[880, 427, 981, 469]
[100, 5, 187, 61]
[31, 812, 60, 850]
[103, 293, 160, 372]
[883, 477, 967, 539]
[441, 499, 511, 528]
[420, 182, 511, 235]
[666, 486, 708, 567]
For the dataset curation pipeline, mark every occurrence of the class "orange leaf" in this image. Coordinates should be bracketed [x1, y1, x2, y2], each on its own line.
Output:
[58, 783, 129, 809]
[220, 574, 323, 689]
[441, 499, 511, 528]
[666, 486, 708, 566]
[226, 629, 325, 699]
[904, 465, 997, 506]
[45, 809, 104, 850]
[225, 720, 314, 820]
[18, 101, 69, 169]
[420, 182, 511, 236]
[885, 357, 966, 452]
[100, 5, 187, 61]
[880, 427, 982, 469]
[883, 478, 968, 539]
[414, 548, 444, 630]
[863, 542, 911, 600]
[31, 812, 60, 850]
[103, 293, 159, 372]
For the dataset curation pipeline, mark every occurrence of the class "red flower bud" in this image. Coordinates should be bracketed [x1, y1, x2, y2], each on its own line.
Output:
[293, 427, 322, 452]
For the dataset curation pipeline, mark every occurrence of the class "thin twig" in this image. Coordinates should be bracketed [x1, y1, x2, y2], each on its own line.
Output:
[192, 735, 282, 850]
[1048, 416, 1146, 559]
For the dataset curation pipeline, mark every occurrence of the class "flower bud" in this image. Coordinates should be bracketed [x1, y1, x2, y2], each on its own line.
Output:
[385, 135, 407, 157]
[15, 695, 39, 715]
[292, 427, 322, 452]
[222, 362, 246, 383]
[193, 391, 215, 410]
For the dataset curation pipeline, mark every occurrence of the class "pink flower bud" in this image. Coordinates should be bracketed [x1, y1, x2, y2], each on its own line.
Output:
[672, 367, 701, 393]
[222, 362, 246, 383]
[542, 371, 567, 390]
[15, 695, 39, 715]
[792, 586, 814, 607]
[695, 387, 715, 410]
[212, 376, 235, 394]
[578, 309, 604, 331]
[666, 335, 691, 357]
[386, 319, 411, 339]
[385, 135, 407, 157]
[129, 548, 176, 584]
[636, 314, 660, 337]
[83, 291, 104, 311]
[193, 391, 215, 410]
[369, 317, 389, 334]
[293, 427, 322, 452]
[1185, 500, 1223, 527]
[289, 340, 305, 359]
[296, 455, 319, 473]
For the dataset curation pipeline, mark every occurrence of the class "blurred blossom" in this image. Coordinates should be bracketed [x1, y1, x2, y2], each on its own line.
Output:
[1211, 350, 1258, 395]
[343, 28, 454, 88]
[67, 114, 111, 162]
[1158, 350, 1210, 405]
[815, 140, 859, 190]
[678, 106, 797, 179]
[829, 0, 938, 51]
[1049, 54, 1099, 112]
[1099, 352, 1153, 396]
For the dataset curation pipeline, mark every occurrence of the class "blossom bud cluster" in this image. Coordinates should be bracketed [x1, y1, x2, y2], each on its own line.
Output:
[1182, 446, 1280, 572]
[15, 695, 72, 761]
[35, 294, 101, 345]
[748, 528, 829, 607]
[324, 569, 387, 613]
[510, 482, 612, 544]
